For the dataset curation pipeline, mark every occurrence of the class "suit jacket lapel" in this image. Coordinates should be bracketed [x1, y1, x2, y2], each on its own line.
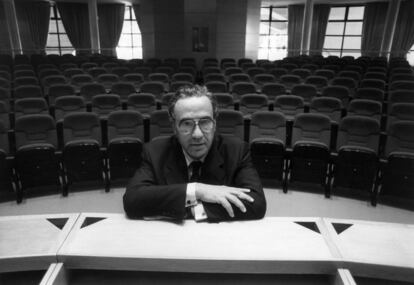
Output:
[201, 137, 226, 183]
[163, 137, 188, 184]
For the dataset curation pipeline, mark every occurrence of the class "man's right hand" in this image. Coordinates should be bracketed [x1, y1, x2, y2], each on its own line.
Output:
[194, 183, 254, 218]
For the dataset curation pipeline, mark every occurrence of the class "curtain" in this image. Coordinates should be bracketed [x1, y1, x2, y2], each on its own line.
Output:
[57, 2, 91, 55]
[391, 0, 414, 58]
[361, 2, 388, 57]
[288, 5, 304, 57]
[309, 4, 330, 56]
[132, 4, 142, 28]
[15, 1, 50, 55]
[98, 4, 125, 57]
[0, 1, 12, 54]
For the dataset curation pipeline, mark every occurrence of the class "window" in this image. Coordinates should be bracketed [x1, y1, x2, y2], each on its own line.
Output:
[46, 5, 75, 55]
[258, 6, 288, 60]
[408, 44, 414, 66]
[116, 6, 142, 59]
[323, 6, 365, 58]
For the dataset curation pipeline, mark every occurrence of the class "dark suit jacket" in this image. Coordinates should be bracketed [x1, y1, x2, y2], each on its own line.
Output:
[123, 134, 266, 222]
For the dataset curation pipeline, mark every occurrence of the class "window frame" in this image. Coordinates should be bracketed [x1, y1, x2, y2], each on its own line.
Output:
[116, 5, 142, 60]
[259, 5, 288, 60]
[45, 4, 75, 56]
[323, 5, 365, 57]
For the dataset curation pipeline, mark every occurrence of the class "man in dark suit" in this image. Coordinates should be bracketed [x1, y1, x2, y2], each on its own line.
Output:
[123, 85, 266, 222]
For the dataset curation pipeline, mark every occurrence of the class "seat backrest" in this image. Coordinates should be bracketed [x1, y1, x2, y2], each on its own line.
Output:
[170, 81, 193, 92]
[0, 101, 10, 129]
[140, 81, 166, 98]
[148, 72, 170, 83]
[14, 98, 49, 119]
[204, 73, 226, 83]
[91, 94, 122, 117]
[63, 112, 102, 145]
[268, 68, 288, 80]
[88, 67, 107, 78]
[338, 70, 361, 82]
[107, 110, 144, 142]
[387, 103, 414, 131]
[291, 84, 317, 103]
[337, 116, 380, 152]
[111, 82, 136, 100]
[309, 97, 342, 124]
[291, 68, 311, 80]
[354, 87, 384, 102]
[127, 93, 157, 116]
[14, 76, 39, 87]
[205, 81, 228, 93]
[388, 90, 414, 111]
[80, 83, 106, 103]
[55, 96, 86, 122]
[363, 72, 387, 81]
[314, 69, 335, 80]
[14, 85, 42, 99]
[213, 93, 234, 109]
[274, 95, 304, 120]
[172, 73, 194, 83]
[149, 109, 173, 140]
[385, 121, 414, 157]
[231, 82, 257, 96]
[292, 113, 331, 147]
[321, 86, 350, 108]
[216, 110, 244, 140]
[360, 79, 386, 90]
[239, 94, 268, 115]
[229, 73, 251, 84]
[249, 111, 286, 144]
[261, 83, 287, 100]
[347, 99, 382, 121]
[0, 78, 11, 90]
[14, 114, 57, 150]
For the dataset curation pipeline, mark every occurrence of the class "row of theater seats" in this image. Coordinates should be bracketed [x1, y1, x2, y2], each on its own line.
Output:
[0, 109, 413, 210]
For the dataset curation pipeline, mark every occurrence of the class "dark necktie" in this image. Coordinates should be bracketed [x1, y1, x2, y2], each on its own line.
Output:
[189, 161, 202, 182]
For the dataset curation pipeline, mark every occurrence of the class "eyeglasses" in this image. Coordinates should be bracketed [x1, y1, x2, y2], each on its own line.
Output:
[177, 117, 215, 135]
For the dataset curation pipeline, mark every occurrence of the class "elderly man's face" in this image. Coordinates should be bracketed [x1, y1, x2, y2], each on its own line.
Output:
[173, 96, 216, 160]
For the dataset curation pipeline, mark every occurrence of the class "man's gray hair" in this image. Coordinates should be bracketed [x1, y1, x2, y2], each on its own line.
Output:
[167, 84, 218, 119]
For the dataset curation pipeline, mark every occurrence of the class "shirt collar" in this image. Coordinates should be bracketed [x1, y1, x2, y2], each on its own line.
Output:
[181, 147, 206, 167]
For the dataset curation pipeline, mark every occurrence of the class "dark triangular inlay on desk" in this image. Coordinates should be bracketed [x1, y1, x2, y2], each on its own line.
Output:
[47, 218, 69, 230]
[294, 221, 320, 234]
[332, 223, 353, 235]
[81, 217, 107, 229]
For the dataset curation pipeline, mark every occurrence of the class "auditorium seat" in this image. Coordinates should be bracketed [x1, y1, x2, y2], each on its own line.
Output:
[14, 114, 62, 202]
[387, 90, 414, 113]
[261, 83, 287, 101]
[42, 75, 68, 96]
[107, 110, 144, 183]
[38, 69, 61, 80]
[14, 76, 39, 88]
[279, 74, 302, 91]
[379, 121, 414, 209]
[213, 93, 234, 110]
[314, 69, 335, 80]
[280, 62, 298, 72]
[122, 73, 144, 92]
[273, 95, 304, 121]
[160, 92, 174, 109]
[290, 84, 318, 105]
[202, 67, 221, 76]
[321, 86, 350, 108]
[204, 73, 226, 83]
[216, 110, 244, 141]
[268, 68, 288, 81]
[133, 66, 152, 80]
[91, 94, 122, 119]
[347, 99, 382, 123]
[63, 68, 85, 79]
[111, 82, 137, 104]
[239, 94, 268, 118]
[127, 93, 157, 119]
[309, 97, 342, 124]
[389, 73, 414, 83]
[96, 74, 120, 92]
[389, 80, 414, 91]
[287, 113, 332, 196]
[111, 67, 130, 78]
[14, 98, 49, 120]
[60, 63, 78, 71]
[360, 79, 386, 91]
[80, 83, 106, 105]
[177, 66, 197, 77]
[62, 112, 109, 194]
[331, 116, 381, 204]
[14, 85, 43, 99]
[14, 70, 35, 78]
[253, 74, 276, 90]
[304, 76, 328, 93]
[139, 81, 166, 102]
[148, 72, 170, 90]
[48, 84, 76, 107]
[54, 96, 86, 124]
[363, 72, 387, 82]
[354, 87, 384, 103]
[155, 66, 174, 77]
[230, 82, 257, 101]
[249, 111, 286, 188]
[205, 81, 228, 93]
[338, 70, 361, 83]
[246, 67, 265, 78]
[330, 77, 357, 97]
[171, 73, 194, 83]
[81, 62, 98, 71]
[291, 68, 311, 80]
[0, 101, 10, 129]
[224, 67, 243, 77]
[71, 74, 94, 93]
[149, 109, 173, 141]
[14, 64, 33, 72]
[386, 103, 414, 131]
[170, 81, 192, 92]
[228, 73, 251, 86]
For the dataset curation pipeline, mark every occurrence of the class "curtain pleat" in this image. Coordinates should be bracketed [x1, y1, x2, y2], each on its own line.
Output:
[57, 2, 91, 55]
[288, 5, 304, 57]
[132, 4, 141, 29]
[391, 0, 414, 58]
[15, 1, 50, 55]
[309, 4, 330, 56]
[98, 4, 125, 57]
[361, 2, 388, 57]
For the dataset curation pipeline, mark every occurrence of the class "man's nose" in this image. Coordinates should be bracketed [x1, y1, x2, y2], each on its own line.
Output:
[192, 123, 203, 138]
